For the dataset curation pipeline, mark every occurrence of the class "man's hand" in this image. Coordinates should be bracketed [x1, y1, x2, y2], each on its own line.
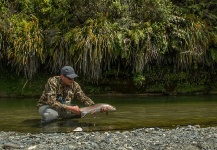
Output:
[65, 105, 81, 115]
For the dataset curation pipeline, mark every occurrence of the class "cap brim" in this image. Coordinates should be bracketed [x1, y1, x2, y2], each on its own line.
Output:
[66, 73, 78, 79]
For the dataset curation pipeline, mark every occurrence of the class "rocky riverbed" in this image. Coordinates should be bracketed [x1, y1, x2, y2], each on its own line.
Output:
[0, 125, 217, 150]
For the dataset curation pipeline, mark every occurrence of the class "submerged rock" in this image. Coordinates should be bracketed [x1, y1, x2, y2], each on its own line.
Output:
[73, 127, 83, 132]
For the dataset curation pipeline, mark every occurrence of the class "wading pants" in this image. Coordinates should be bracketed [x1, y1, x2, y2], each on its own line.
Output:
[38, 105, 77, 123]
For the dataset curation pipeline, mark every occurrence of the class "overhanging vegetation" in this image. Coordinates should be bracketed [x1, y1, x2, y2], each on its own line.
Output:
[0, 0, 216, 94]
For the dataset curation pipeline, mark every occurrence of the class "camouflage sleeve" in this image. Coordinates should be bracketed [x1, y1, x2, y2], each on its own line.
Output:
[74, 82, 95, 106]
[41, 78, 67, 111]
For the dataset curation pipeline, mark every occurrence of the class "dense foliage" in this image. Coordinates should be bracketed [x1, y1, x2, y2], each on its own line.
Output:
[0, 0, 216, 84]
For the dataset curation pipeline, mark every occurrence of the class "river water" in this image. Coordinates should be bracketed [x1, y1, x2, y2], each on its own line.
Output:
[0, 95, 216, 133]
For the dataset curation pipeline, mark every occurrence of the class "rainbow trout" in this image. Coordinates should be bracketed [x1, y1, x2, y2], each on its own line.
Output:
[80, 103, 116, 118]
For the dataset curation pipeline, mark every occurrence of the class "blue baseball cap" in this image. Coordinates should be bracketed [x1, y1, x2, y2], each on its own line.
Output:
[61, 66, 78, 79]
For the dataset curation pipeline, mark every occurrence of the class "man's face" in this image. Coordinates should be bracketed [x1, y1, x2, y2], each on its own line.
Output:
[60, 75, 74, 86]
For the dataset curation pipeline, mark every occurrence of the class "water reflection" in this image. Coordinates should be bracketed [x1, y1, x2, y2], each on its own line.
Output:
[0, 95, 217, 133]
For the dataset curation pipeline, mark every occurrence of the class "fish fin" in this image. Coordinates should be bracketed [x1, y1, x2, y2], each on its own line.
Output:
[90, 110, 97, 114]
[106, 111, 108, 116]
[80, 111, 87, 118]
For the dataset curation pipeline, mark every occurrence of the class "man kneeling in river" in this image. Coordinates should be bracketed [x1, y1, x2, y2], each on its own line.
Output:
[37, 66, 105, 124]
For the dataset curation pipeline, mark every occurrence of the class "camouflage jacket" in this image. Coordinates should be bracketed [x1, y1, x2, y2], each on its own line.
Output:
[37, 76, 95, 111]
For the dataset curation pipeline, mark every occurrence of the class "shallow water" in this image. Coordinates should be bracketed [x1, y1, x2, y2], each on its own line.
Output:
[0, 95, 217, 133]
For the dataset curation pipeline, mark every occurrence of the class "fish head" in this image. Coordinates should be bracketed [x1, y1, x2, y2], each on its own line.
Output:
[110, 105, 116, 111]
[103, 104, 116, 112]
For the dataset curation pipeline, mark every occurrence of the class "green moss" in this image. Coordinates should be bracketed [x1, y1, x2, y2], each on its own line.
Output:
[0, 70, 49, 97]
[83, 85, 111, 94]
[146, 83, 164, 93]
[176, 83, 205, 94]
[1, 68, 217, 97]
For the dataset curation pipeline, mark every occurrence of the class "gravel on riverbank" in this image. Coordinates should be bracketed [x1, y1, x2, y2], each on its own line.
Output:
[0, 125, 217, 150]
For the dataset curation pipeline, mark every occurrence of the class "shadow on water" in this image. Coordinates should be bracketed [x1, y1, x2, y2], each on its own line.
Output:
[21, 119, 96, 133]
[0, 95, 217, 133]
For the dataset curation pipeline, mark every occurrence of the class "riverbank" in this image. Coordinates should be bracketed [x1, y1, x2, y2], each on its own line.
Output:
[2, 68, 217, 98]
[1, 125, 216, 150]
